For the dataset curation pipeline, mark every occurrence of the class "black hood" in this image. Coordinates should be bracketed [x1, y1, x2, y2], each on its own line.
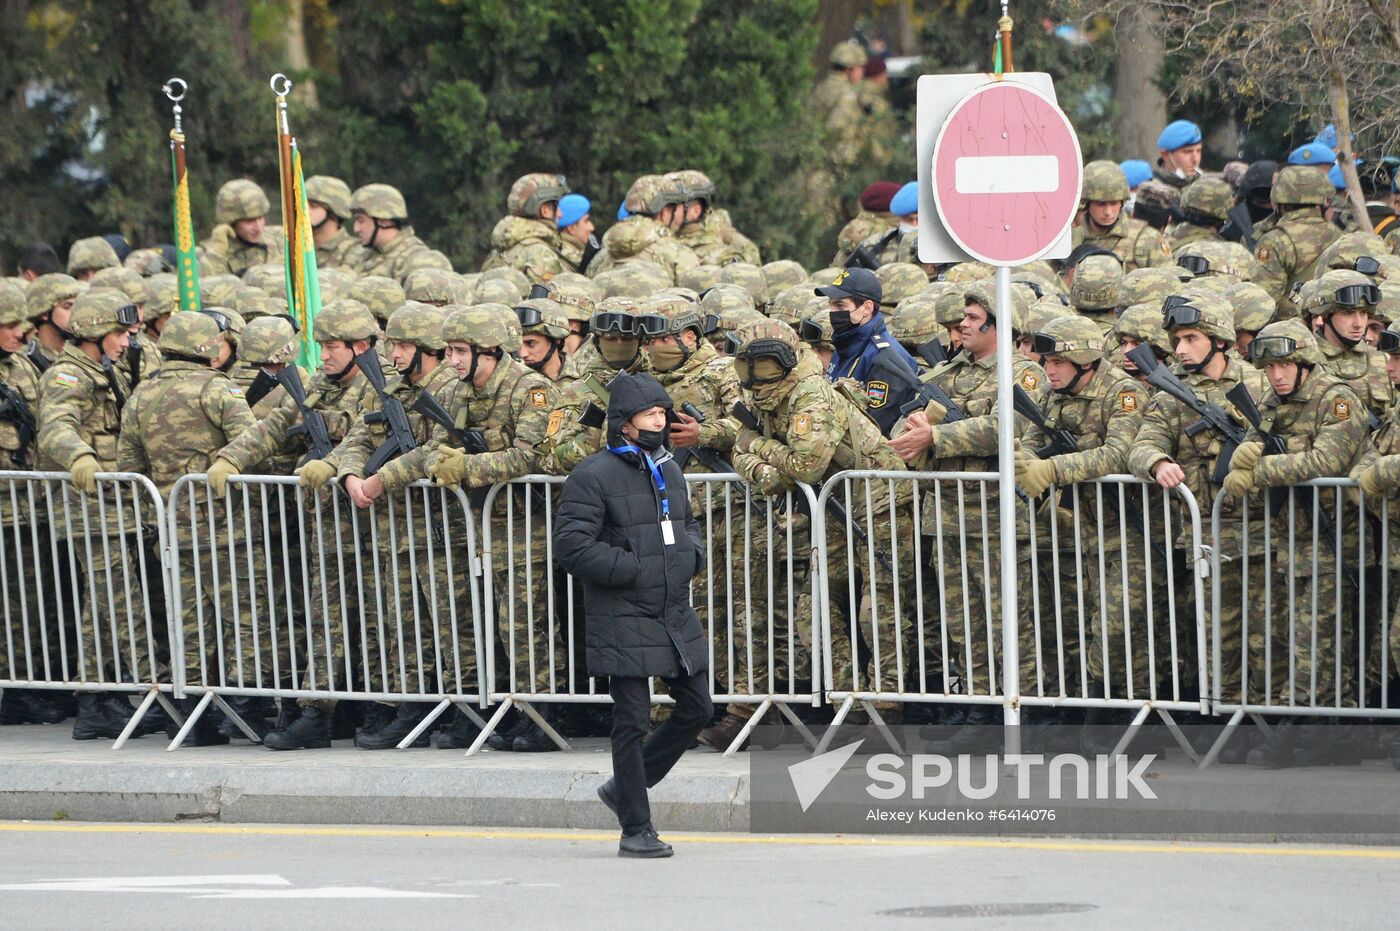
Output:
[606, 371, 674, 443]
[1239, 160, 1279, 202]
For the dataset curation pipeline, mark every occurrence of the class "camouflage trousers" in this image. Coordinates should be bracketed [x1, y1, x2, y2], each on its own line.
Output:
[0, 526, 71, 683]
[489, 506, 564, 695]
[1256, 560, 1351, 707]
[65, 530, 155, 684]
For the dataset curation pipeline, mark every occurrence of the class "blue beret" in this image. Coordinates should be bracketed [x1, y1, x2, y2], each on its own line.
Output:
[1119, 159, 1153, 189]
[1326, 158, 1363, 190]
[556, 193, 591, 229]
[1156, 119, 1202, 152]
[616, 199, 630, 221]
[889, 180, 919, 217]
[1315, 124, 1338, 149]
[1288, 142, 1337, 166]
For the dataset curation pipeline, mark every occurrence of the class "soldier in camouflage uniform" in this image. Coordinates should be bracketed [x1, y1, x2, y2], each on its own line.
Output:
[480, 173, 574, 285]
[419, 306, 559, 750]
[798, 305, 836, 370]
[1014, 316, 1152, 725]
[24, 273, 83, 372]
[666, 170, 762, 266]
[404, 268, 470, 307]
[1073, 161, 1171, 272]
[1304, 270, 1393, 427]
[1166, 177, 1232, 255]
[594, 261, 671, 302]
[141, 275, 178, 342]
[515, 298, 577, 383]
[201, 180, 287, 278]
[352, 184, 430, 282]
[831, 181, 898, 268]
[809, 40, 868, 205]
[1069, 253, 1125, 335]
[1226, 281, 1277, 358]
[1254, 166, 1342, 311]
[35, 288, 147, 739]
[888, 295, 945, 373]
[1128, 293, 1271, 714]
[306, 175, 367, 271]
[208, 299, 379, 750]
[1223, 321, 1366, 766]
[118, 311, 256, 744]
[1113, 303, 1173, 386]
[730, 320, 915, 718]
[589, 175, 698, 284]
[538, 275, 597, 358]
[699, 286, 766, 354]
[66, 237, 121, 281]
[889, 282, 1050, 745]
[91, 267, 162, 390]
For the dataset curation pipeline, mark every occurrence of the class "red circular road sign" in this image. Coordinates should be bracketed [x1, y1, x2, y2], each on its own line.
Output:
[931, 81, 1082, 266]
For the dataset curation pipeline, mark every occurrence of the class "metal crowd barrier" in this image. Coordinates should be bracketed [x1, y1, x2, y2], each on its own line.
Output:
[477, 474, 823, 757]
[0, 470, 175, 748]
[1203, 478, 1400, 764]
[813, 470, 1209, 758]
[166, 475, 484, 750]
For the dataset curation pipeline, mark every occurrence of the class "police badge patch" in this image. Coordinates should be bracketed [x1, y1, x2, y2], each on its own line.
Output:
[867, 380, 889, 408]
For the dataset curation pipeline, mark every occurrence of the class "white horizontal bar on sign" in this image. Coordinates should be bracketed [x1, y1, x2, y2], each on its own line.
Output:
[954, 155, 1059, 195]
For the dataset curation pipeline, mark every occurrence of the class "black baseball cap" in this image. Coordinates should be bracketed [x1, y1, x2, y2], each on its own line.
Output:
[815, 267, 882, 306]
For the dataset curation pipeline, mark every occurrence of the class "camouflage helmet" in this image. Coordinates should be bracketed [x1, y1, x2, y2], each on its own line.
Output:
[1271, 165, 1334, 207]
[68, 287, 137, 340]
[964, 280, 1029, 334]
[761, 260, 807, 303]
[665, 169, 715, 203]
[484, 302, 522, 352]
[733, 318, 803, 372]
[1114, 302, 1174, 358]
[143, 275, 179, 320]
[1120, 267, 1181, 310]
[678, 264, 722, 293]
[347, 276, 407, 323]
[799, 309, 835, 349]
[804, 266, 844, 287]
[25, 273, 84, 322]
[402, 249, 454, 275]
[1177, 240, 1250, 281]
[541, 278, 597, 323]
[655, 286, 700, 302]
[200, 274, 241, 309]
[1134, 178, 1179, 215]
[304, 175, 353, 221]
[1024, 296, 1069, 339]
[1163, 289, 1235, 342]
[889, 296, 941, 347]
[829, 39, 868, 69]
[638, 294, 704, 339]
[943, 261, 995, 283]
[876, 262, 929, 307]
[66, 237, 121, 276]
[623, 174, 685, 216]
[386, 301, 447, 351]
[318, 266, 359, 304]
[507, 173, 570, 218]
[549, 271, 599, 299]
[699, 282, 756, 317]
[768, 284, 815, 328]
[215, 179, 271, 225]
[243, 263, 286, 295]
[1010, 267, 1064, 300]
[1070, 254, 1124, 312]
[122, 246, 172, 277]
[1082, 160, 1131, 202]
[205, 306, 245, 344]
[1373, 255, 1400, 283]
[595, 261, 670, 300]
[474, 276, 524, 307]
[934, 287, 969, 326]
[443, 304, 511, 349]
[239, 315, 301, 366]
[514, 297, 570, 341]
[1301, 268, 1379, 317]
[89, 267, 146, 305]
[1178, 176, 1233, 223]
[159, 310, 224, 361]
[351, 183, 409, 221]
[1318, 231, 1390, 278]
[314, 298, 378, 343]
[0, 280, 26, 326]
[232, 285, 273, 320]
[718, 262, 766, 304]
[1226, 281, 1276, 334]
[1376, 284, 1400, 327]
[1250, 318, 1321, 366]
[480, 264, 530, 296]
[1033, 314, 1106, 365]
[403, 267, 467, 305]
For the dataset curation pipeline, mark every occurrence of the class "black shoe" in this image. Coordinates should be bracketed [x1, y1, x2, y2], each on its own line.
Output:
[355, 704, 431, 750]
[1246, 720, 1297, 770]
[219, 697, 274, 740]
[0, 690, 69, 725]
[931, 706, 1002, 752]
[596, 778, 619, 818]
[71, 693, 132, 741]
[433, 708, 484, 749]
[164, 699, 230, 747]
[917, 704, 967, 741]
[619, 829, 673, 859]
[512, 713, 561, 752]
[486, 708, 532, 751]
[264, 706, 332, 750]
[355, 702, 396, 739]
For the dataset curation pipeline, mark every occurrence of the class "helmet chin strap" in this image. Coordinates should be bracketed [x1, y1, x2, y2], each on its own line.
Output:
[1054, 360, 1097, 395]
[1183, 338, 1224, 374]
[1278, 362, 1311, 399]
[525, 339, 560, 373]
[1324, 315, 1361, 349]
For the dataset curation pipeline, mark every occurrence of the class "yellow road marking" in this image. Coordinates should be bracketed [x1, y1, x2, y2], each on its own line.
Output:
[2, 822, 1398, 860]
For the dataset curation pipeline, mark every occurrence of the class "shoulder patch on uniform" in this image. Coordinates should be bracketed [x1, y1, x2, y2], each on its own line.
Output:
[528, 387, 549, 409]
[1020, 371, 1040, 391]
[54, 372, 79, 386]
[1256, 245, 1271, 263]
[546, 408, 565, 435]
[1333, 398, 1351, 421]
[228, 386, 245, 398]
[866, 380, 889, 408]
[793, 412, 814, 437]
[1120, 390, 1138, 413]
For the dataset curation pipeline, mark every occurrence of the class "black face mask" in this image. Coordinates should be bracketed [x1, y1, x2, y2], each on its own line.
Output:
[634, 428, 667, 452]
[829, 310, 857, 335]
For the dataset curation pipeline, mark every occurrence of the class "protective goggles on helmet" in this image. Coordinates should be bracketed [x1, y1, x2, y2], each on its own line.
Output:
[798, 319, 827, 343]
[723, 332, 743, 356]
[700, 313, 721, 336]
[1028, 332, 1104, 356]
[115, 303, 140, 328]
[1177, 255, 1210, 276]
[735, 338, 798, 372]
[589, 311, 639, 336]
[635, 314, 672, 338]
[514, 304, 545, 329]
[1378, 330, 1400, 354]
[1333, 283, 1382, 308]
[273, 312, 302, 334]
[1354, 256, 1382, 277]
[1161, 299, 1203, 330]
[200, 309, 231, 332]
[528, 283, 551, 300]
[1247, 335, 1300, 361]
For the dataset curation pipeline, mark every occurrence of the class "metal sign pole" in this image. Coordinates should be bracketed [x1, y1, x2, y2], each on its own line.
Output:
[996, 264, 1021, 754]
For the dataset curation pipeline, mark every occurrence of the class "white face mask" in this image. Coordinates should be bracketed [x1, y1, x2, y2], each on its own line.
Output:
[1125, 195, 1137, 214]
[898, 221, 918, 236]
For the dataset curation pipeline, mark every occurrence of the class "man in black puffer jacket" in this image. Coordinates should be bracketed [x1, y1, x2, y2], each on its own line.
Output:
[553, 372, 712, 859]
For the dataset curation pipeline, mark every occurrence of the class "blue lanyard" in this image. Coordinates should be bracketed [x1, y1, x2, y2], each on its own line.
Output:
[608, 444, 670, 519]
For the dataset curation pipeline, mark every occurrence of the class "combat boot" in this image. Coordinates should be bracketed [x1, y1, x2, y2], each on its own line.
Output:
[696, 712, 748, 752]
[355, 703, 431, 750]
[1246, 718, 1297, 769]
[512, 706, 561, 752]
[218, 696, 274, 740]
[486, 707, 532, 750]
[433, 708, 484, 749]
[354, 701, 395, 739]
[929, 704, 1003, 753]
[263, 705, 332, 750]
[71, 692, 132, 741]
[164, 698, 230, 747]
[0, 689, 69, 725]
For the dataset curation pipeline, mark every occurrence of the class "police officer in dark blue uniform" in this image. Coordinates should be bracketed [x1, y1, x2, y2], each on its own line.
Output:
[815, 266, 921, 437]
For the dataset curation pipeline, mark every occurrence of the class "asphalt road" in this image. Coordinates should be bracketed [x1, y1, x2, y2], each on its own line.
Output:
[0, 821, 1395, 929]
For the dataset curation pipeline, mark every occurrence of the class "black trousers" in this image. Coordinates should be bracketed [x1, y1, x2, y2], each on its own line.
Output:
[608, 667, 713, 835]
